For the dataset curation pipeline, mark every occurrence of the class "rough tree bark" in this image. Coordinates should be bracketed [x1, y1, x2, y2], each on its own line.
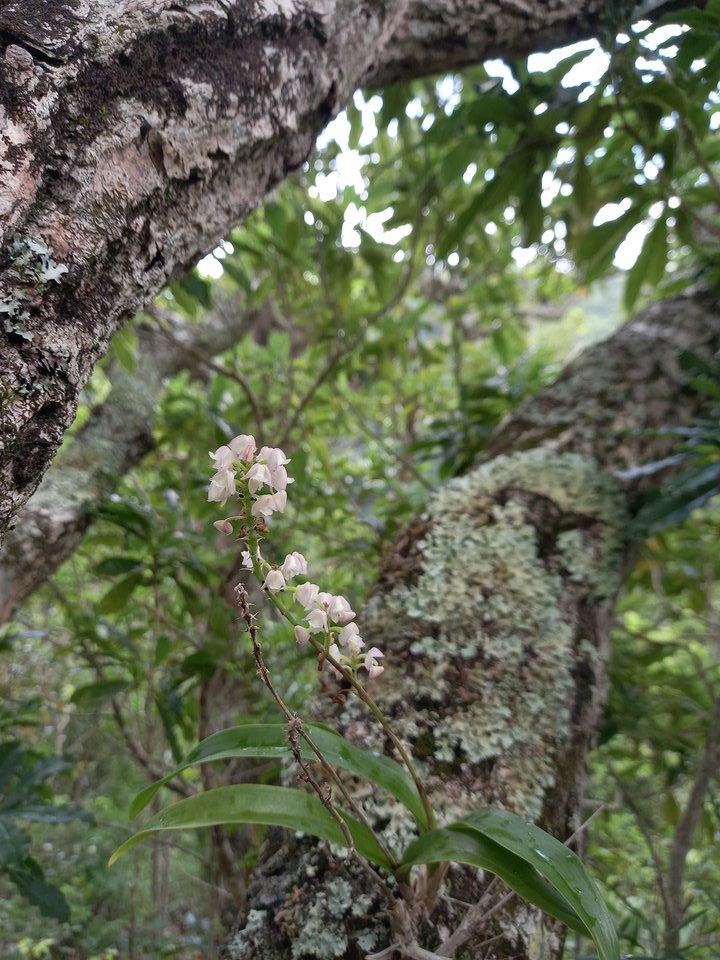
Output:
[218, 287, 720, 960]
[0, 293, 281, 622]
[2, 0, 627, 544]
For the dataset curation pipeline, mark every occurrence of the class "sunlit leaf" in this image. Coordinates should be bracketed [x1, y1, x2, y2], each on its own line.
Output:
[624, 215, 668, 311]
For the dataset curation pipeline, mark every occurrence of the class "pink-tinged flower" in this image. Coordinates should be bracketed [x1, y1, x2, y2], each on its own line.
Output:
[251, 490, 287, 517]
[294, 582, 319, 610]
[315, 591, 333, 608]
[363, 647, 385, 679]
[245, 462, 272, 493]
[281, 552, 308, 580]
[241, 550, 253, 569]
[229, 434, 256, 462]
[338, 622, 363, 655]
[328, 595, 355, 625]
[294, 625, 310, 646]
[307, 608, 328, 633]
[263, 569, 286, 593]
[257, 446, 290, 472]
[269, 464, 293, 492]
[208, 469, 236, 505]
[209, 445, 235, 472]
[213, 518, 233, 536]
[327, 643, 343, 679]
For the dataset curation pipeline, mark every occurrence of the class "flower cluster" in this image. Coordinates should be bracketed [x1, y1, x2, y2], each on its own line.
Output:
[291, 579, 384, 679]
[208, 435, 291, 518]
[209, 434, 384, 681]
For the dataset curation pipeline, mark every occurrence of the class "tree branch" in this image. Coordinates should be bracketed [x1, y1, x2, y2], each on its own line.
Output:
[664, 687, 720, 952]
[1, 0, 658, 543]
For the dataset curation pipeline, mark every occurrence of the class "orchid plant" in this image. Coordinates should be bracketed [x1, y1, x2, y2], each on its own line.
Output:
[212, 436, 385, 683]
[111, 434, 619, 960]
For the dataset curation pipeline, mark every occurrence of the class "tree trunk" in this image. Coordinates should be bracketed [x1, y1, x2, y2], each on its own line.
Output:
[1, 0, 618, 544]
[220, 287, 720, 960]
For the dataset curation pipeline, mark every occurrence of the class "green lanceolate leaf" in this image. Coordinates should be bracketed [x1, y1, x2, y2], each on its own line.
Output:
[6, 857, 70, 921]
[97, 572, 144, 614]
[70, 679, 133, 708]
[399, 824, 590, 937]
[111, 784, 391, 869]
[576, 202, 646, 284]
[0, 821, 69, 921]
[458, 810, 619, 960]
[129, 723, 428, 830]
[624, 215, 668, 312]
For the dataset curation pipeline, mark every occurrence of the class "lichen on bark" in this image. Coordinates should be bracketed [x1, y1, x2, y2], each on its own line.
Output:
[359, 449, 628, 824]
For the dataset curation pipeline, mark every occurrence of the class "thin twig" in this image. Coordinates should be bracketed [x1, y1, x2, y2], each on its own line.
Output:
[664, 694, 720, 953]
[611, 769, 672, 921]
[149, 306, 264, 433]
[278, 183, 430, 450]
[563, 802, 608, 847]
[46, 581, 193, 800]
[277, 330, 363, 448]
[678, 115, 720, 199]
[436, 887, 514, 957]
[181, 344, 264, 435]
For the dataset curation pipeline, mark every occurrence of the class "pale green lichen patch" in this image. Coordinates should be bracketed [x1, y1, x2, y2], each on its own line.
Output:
[226, 908, 279, 960]
[224, 840, 387, 960]
[500, 902, 562, 960]
[556, 527, 619, 599]
[361, 449, 628, 821]
[289, 878, 353, 959]
[1, 235, 68, 343]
